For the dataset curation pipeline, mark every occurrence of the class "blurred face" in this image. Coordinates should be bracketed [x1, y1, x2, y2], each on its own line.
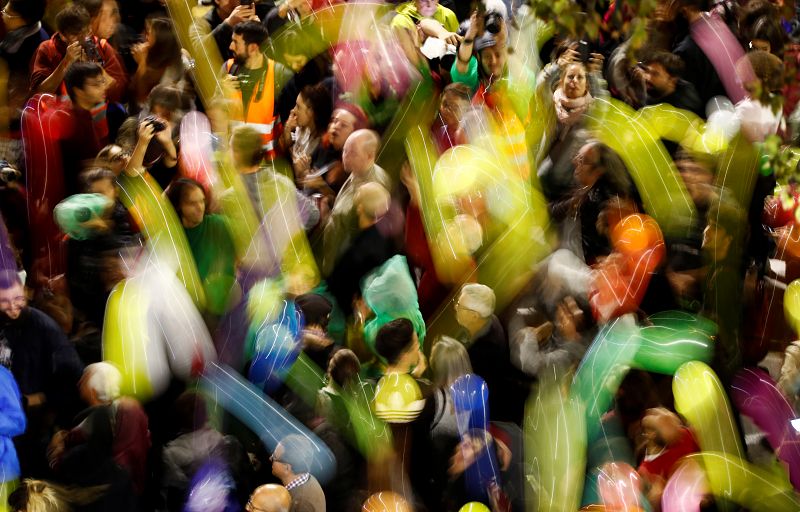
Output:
[284, 53, 309, 73]
[1, 3, 27, 31]
[328, 109, 357, 151]
[215, 0, 240, 16]
[229, 33, 248, 63]
[179, 186, 206, 228]
[0, 282, 25, 320]
[478, 45, 507, 79]
[102, 145, 129, 175]
[750, 39, 771, 53]
[293, 94, 314, 129]
[454, 293, 481, 328]
[150, 104, 175, 124]
[643, 62, 677, 99]
[398, 332, 422, 371]
[342, 135, 372, 175]
[93, 0, 120, 40]
[439, 92, 467, 127]
[75, 74, 108, 106]
[573, 144, 603, 188]
[78, 368, 98, 405]
[89, 177, 117, 201]
[415, 0, 438, 17]
[270, 444, 290, 480]
[62, 28, 90, 45]
[562, 63, 587, 99]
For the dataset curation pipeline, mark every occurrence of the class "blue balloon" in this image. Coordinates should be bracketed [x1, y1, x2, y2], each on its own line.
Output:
[450, 374, 501, 502]
[247, 301, 303, 394]
[202, 363, 337, 485]
[450, 374, 491, 431]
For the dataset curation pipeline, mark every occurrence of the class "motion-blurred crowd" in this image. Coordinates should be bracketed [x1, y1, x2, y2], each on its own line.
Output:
[1, 0, 800, 510]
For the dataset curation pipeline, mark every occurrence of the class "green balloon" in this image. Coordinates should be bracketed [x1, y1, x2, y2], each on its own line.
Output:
[632, 324, 714, 375]
[647, 310, 718, 337]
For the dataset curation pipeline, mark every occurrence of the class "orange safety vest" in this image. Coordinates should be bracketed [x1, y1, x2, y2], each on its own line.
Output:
[225, 58, 277, 156]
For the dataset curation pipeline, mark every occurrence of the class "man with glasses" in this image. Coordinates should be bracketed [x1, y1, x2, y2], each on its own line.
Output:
[0, 269, 84, 476]
[271, 435, 326, 512]
[29, 3, 127, 103]
[455, 283, 530, 424]
[246, 483, 292, 512]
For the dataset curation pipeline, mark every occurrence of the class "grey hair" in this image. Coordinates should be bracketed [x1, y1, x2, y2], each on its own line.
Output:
[84, 362, 122, 402]
[430, 336, 473, 388]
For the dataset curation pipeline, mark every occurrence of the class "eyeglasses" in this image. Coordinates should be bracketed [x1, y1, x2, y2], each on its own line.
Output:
[0, 296, 25, 310]
[1, 8, 20, 18]
[269, 453, 284, 463]
[454, 301, 477, 313]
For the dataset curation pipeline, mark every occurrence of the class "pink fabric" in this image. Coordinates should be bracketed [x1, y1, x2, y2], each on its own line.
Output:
[690, 12, 754, 104]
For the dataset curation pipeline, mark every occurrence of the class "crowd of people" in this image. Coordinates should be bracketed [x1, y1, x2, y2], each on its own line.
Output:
[1, 0, 800, 510]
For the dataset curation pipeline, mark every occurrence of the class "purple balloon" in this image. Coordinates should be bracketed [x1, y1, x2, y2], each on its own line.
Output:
[184, 458, 239, 512]
[731, 368, 800, 490]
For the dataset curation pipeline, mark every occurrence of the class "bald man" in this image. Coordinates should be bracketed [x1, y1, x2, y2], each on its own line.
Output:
[321, 129, 392, 277]
[247, 484, 292, 512]
[327, 182, 398, 316]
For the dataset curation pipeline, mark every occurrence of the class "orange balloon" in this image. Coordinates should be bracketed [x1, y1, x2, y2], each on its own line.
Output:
[778, 223, 800, 260]
[610, 214, 664, 256]
[362, 492, 413, 512]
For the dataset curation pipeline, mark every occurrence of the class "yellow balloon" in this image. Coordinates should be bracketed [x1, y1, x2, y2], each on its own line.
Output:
[373, 373, 424, 424]
[784, 279, 800, 336]
[459, 502, 491, 512]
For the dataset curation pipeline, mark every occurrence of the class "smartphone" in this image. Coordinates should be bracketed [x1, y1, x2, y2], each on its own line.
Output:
[578, 40, 590, 63]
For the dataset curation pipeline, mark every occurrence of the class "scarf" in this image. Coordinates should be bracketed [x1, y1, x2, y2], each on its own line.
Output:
[0, 22, 42, 54]
[553, 87, 593, 127]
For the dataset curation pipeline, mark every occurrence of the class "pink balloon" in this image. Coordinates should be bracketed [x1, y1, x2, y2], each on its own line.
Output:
[661, 459, 708, 512]
[598, 462, 644, 511]
[179, 112, 217, 190]
[731, 368, 800, 490]
[690, 12, 754, 104]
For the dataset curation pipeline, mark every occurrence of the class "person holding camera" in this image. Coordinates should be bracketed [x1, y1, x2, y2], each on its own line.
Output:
[451, 7, 535, 178]
[224, 21, 291, 158]
[30, 4, 127, 103]
[190, 0, 264, 60]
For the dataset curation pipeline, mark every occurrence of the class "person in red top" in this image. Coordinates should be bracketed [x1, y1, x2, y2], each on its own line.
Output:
[636, 407, 700, 506]
[29, 4, 127, 103]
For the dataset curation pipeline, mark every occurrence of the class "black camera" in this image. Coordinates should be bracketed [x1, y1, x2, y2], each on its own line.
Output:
[484, 10, 502, 34]
[0, 160, 20, 184]
[477, 0, 505, 35]
[80, 37, 105, 67]
[578, 40, 590, 63]
[143, 115, 167, 133]
[241, 0, 253, 5]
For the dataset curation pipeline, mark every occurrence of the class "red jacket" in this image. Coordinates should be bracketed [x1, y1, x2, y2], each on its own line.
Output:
[30, 33, 128, 103]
